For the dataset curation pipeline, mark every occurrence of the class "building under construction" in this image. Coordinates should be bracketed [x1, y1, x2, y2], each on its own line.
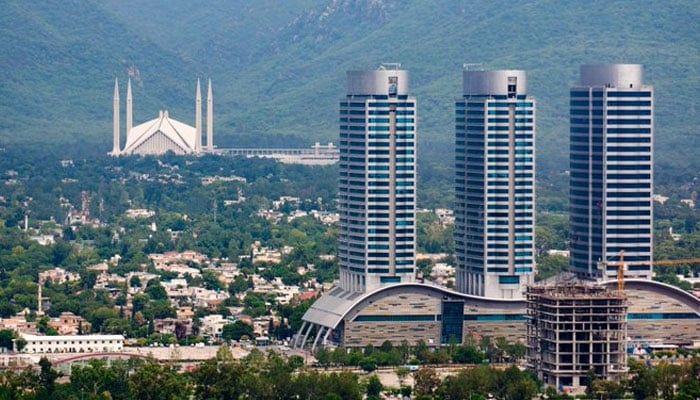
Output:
[526, 283, 628, 391]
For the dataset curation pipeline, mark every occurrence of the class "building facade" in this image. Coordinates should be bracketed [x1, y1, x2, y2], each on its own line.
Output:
[569, 64, 653, 280]
[455, 69, 536, 299]
[338, 64, 417, 293]
[20, 334, 124, 354]
[297, 278, 700, 351]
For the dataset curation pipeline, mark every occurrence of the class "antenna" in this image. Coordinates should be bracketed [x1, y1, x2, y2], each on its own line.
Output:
[379, 62, 401, 70]
[463, 63, 483, 71]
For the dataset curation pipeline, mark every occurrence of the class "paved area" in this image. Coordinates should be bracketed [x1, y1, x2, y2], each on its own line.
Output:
[121, 345, 249, 361]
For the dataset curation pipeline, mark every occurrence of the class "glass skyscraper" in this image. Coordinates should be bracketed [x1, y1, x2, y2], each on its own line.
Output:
[569, 64, 653, 280]
[337, 64, 417, 293]
[455, 69, 536, 299]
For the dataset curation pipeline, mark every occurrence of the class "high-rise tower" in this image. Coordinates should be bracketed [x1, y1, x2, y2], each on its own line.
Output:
[338, 64, 417, 293]
[569, 64, 653, 280]
[455, 69, 536, 299]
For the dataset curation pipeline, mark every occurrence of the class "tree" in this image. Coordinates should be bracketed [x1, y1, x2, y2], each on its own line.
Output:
[653, 361, 682, 400]
[81, 271, 99, 290]
[143, 299, 176, 320]
[379, 340, 393, 353]
[396, 366, 410, 386]
[504, 375, 538, 400]
[37, 357, 60, 399]
[399, 340, 411, 364]
[128, 362, 187, 400]
[0, 368, 39, 399]
[366, 375, 383, 398]
[90, 307, 120, 333]
[414, 367, 440, 398]
[192, 358, 246, 400]
[360, 358, 377, 373]
[507, 342, 526, 361]
[585, 368, 598, 397]
[228, 274, 249, 295]
[677, 356, 700, 400]
[315, 347, 331, 367]
[144, 280, 167, 300]
[629, 358, 657, 400]
[37, 316, 50, 334]
[174, 322, 187, 340]
[438, 366, 497, 400]
[535, 254, 569, 281]
[70, 359, 131, 400]
[414, 339, 431, 363]
[493, 337, 509, 363]
[331, 347, 349, 366]
[202, 270, 225, 291]
[0, 330, 15, 350]
[132, 294, 149, 319]
[593, 379, 626, 400]
[453, 344, 484, 364]
[221, 321, 254, 342]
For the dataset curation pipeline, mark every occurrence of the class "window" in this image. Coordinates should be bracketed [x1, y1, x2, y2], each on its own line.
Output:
[607, 100, 651, 107]
[607, 91, 651, 97]
[441, 300, 464, 344]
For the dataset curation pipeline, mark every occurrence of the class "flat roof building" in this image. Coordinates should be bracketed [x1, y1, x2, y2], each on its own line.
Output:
[569, 64, 653, 280]
[455, 69, 536, 298]
[338, 64, 417, 293]
[20, 333, 124, 354]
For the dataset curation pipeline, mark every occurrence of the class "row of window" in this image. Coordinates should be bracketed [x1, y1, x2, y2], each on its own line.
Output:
[342, 142, 415, 149]
[368, 110, 414, 116]
[488, 149, 532, 155]
[487, 243, 533, 249]
[341, 134, 416, 141]
[341, 157, 414, 164]
[571, 109, 652, 118]
[485, 125, 534, 131]
[571, 198, 650, 207]
[492, 102, 534, 107]
[627, 313, 699, 320]
[570, 145, 650, 153]
[353, 313, 532, 323]
[569, 100, 651, 109]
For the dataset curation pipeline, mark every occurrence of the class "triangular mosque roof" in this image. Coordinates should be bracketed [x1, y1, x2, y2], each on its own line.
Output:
[122, 110, 196, 155]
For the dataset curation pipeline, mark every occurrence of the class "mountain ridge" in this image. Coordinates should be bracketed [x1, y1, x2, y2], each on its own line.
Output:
[1, 0, 698, 186]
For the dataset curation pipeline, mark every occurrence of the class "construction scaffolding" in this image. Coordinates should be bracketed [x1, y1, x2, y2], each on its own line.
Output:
[526, 283, 628, 391]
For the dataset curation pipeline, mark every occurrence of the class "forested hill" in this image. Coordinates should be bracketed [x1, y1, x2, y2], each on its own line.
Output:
[1, 0, 699, 186]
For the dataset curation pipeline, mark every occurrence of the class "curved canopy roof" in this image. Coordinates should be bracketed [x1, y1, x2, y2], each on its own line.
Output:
[303, 279, 700, 330]
[302, 282, 525, 330]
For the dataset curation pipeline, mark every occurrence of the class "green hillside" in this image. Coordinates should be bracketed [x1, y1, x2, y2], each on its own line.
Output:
[1, 0, 699, 187]
[0, 0, 196, 145]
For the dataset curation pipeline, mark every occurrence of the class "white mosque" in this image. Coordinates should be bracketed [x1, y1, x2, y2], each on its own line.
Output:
[110, 78, 214, 156]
